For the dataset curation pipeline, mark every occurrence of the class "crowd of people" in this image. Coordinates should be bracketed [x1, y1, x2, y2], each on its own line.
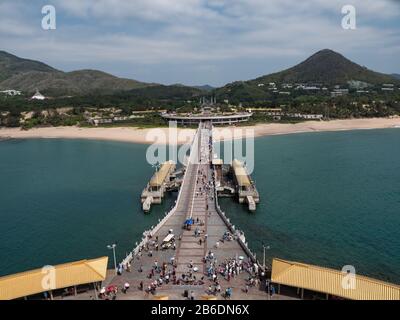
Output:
[102, 122, 274, 300]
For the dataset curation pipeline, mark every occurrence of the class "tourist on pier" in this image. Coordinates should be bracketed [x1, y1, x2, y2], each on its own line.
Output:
[117, 264, 123, 275]
[208, 285, 213, 295]
[270, 285, 275, 298]
[225, 287, 232, 299]
[123, 282, 130, 294]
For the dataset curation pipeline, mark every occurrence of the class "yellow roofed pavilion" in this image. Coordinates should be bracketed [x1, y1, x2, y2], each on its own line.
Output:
[271, 258, 400, 300]
[0, 257, 108, 300]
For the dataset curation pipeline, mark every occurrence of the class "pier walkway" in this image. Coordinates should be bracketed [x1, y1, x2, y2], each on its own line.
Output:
[103, 122, 266, 300]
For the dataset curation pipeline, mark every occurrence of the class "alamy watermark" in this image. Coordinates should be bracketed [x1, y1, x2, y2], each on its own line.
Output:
[41, 5, 56, 30]
[342, 5, 356, 30]
[41, 265, 56, 291]
[145, 122, 255, 174]
[341, 265, 357, 290]
[40, 4, 356, 31]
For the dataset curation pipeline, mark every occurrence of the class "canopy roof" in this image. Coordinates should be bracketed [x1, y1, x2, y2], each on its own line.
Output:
[0, 257, 108, 300]
[232, 159, 251, 187]
[271, 258, 400, 300]
[150, 161, 175, 187]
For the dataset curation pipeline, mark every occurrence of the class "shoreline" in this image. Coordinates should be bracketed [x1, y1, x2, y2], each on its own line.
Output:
[1, 117, 400, 144]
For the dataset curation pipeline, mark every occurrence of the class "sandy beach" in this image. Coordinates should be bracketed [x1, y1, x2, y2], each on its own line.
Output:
[1, 118, 400, 144]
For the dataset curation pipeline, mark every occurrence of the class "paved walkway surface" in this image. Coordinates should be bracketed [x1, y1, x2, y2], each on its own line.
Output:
[85, 122, 290, 300]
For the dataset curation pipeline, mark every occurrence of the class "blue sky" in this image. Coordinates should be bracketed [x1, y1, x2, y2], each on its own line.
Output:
[0, 0, 399, 86]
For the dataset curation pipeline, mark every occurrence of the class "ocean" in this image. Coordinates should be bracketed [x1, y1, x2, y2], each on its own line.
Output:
[0, 129, 399, 283]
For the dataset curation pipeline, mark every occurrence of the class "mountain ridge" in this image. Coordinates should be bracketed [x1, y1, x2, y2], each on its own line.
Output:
[0, 50, 160, 96]
[1, 49, 398, 98]
[250, 49, 397, 85]
[215, 49, 399, 101]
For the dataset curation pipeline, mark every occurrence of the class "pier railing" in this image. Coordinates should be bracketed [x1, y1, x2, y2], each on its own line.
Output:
[212, 169, 260, 266]
[210, 130, 261, 268]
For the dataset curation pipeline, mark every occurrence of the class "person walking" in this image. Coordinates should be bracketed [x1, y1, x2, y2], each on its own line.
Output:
[123, 282, 130, 294]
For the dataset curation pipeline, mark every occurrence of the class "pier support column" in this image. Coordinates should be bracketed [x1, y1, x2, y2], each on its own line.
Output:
[93, 283, 98, 300]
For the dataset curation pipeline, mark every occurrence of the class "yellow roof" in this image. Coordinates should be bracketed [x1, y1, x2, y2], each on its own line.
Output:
[153, 295, 169, 300]
[271, 258, 400, 300]
[232, 159, 251, 187]
[150, 161, 175, 187]
[0, 257, 108, 300]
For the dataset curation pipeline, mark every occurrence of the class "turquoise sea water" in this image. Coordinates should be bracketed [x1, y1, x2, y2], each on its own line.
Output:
[0, 129, 399, 283]
[0, 139, 175, 276]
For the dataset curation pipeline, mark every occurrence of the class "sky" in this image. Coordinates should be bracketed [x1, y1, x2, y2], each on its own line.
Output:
[0, 0, 399, 86]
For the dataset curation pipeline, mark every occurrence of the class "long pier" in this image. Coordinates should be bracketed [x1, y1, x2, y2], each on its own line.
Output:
[109, 121, 260, 299]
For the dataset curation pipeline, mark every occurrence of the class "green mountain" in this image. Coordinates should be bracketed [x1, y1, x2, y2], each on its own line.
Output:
[0, 50, 56, 82]
[392, 74, 400, 80]
[193, 85, 215, 92]
[0, 51, 154, 96]
[216, 49, 399, 101]
[253, 49, 397, 85]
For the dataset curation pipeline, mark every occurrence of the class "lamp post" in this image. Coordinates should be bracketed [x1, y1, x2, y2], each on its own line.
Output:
[107, 243, 117, 275]
[262, 244, 270, 269]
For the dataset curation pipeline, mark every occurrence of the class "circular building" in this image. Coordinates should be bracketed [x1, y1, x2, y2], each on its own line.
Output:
[161, 111, 253, 126]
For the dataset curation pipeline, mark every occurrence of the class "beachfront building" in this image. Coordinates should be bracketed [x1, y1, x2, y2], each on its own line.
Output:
[162, 112, 252, 126]
[0, 257, 108, 300]
[246, 108, 323, 121]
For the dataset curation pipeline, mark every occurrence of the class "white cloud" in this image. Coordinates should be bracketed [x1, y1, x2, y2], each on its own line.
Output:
[0, 0, 399, 85]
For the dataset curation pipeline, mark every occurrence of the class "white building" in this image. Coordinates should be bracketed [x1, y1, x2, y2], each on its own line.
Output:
[31, 90, 46, 100]
[0, 90, 21, 96]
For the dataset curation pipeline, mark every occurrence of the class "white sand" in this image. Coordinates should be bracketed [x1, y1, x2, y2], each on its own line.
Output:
[1, 117, 400, 144]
